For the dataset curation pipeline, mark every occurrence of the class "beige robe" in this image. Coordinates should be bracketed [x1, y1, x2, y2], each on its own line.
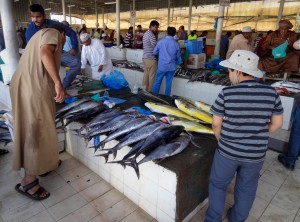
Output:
[226, 34, 254, 59]
[10, 28, 62, 175]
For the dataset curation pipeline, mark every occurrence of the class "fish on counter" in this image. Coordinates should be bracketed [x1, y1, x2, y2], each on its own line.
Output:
[194, 101, 211, 113]
[0, 131, 12, 145]
[109, 125, 185, 178]
[167, 116, 213, 134]
[138, 135, 190, 165]
[138, 88, 172, 105]
[175, 99, 212, 124]
[56, 98, 91, 119]
[98, 122, 166, 162]
[145, 102, 197, 121]
[271, 81, 300, 93]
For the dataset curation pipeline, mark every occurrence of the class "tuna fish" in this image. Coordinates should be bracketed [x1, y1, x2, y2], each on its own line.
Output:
[138, 135, 190, 165]
[56, 98, 90, 119]
[98, 122, 165, 162]
[96, 117, 153, 149]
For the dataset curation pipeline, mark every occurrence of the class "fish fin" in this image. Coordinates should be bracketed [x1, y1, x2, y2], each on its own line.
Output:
[107, 160, 127, 169]
[185, 131, 201, 148]
[96, 152, 110, 163]
[112, 149, 118, 160]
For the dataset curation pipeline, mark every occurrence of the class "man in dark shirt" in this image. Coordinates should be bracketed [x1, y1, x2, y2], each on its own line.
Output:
[220, 31, 232, 59]
[26, 4, 80, 89]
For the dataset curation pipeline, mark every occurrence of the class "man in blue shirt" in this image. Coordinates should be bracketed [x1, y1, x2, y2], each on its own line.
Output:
[26, 4, 80, 89]
[152, 27, 180, 96]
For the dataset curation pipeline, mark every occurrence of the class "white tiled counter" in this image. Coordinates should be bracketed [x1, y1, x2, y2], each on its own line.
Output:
[65, 121, 215, 222]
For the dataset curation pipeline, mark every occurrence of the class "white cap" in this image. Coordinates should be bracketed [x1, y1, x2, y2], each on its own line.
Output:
[241, 26, 252, 33]
[80, 33, 90, 42]
[219, 50, 264, 78]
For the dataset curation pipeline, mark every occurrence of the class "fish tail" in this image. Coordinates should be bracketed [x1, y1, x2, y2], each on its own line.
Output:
[96, 152, 110, 163]
[126, 157, 140, 179]
[107, 160, 127, 169]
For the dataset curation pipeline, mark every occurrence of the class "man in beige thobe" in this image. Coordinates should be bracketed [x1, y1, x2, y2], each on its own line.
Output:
[10, 24, 67, 200]
[226, 26, 254, 59]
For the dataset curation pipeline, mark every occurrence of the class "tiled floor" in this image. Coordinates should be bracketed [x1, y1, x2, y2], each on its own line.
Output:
[1, 99, 299, 222]
[1, 143, 300, 222]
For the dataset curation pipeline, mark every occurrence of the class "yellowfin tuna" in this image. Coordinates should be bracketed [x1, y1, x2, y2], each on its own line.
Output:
[169, 116, 213, 134]
[145, 102, 197, 121]
[175, 99, 212, 124]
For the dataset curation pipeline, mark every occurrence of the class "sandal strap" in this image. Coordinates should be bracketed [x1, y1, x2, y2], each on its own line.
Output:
[23, 178, 39, 192]
[31, 187, 47, 199]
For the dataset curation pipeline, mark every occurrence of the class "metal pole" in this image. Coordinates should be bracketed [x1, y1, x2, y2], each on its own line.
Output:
[116, 0, 120, 46]
[214, 5, 225, 56]
[132, 0, 135, 36]
[62, 0, 66, 21]
[95, 0, 98, 28]
[188, 0, 192, 35]
[69, 6, 71, 25]
[0, 0, 20, 77]
[167, 0, 171, 27]
[102, 8, 105, 29]
[276, 0, 285, 29]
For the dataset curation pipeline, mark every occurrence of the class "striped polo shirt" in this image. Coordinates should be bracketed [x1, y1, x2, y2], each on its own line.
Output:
[211, 80, 283, 162]
[143, 29, 157, 59]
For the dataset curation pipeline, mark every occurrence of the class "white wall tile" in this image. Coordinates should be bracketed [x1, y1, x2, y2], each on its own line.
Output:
[157, 187, 176, 219]
[158, 166, 177, 195]
[124, 185, 140, 205]
[139, 196, 157, 220]
[110, 175, 124, 193]
[124, 166, 141, 193]
[156, 208, 175, 222]
[139, 175, 159, 205]
[139, 161, 159, 182]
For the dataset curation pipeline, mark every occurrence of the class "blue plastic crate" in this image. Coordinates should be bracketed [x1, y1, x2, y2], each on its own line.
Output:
[184, 41, 203, 54]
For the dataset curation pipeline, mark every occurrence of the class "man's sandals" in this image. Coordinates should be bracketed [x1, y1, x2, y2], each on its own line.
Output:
[39, 160, 62, 177]
[15, 178, 50, 200]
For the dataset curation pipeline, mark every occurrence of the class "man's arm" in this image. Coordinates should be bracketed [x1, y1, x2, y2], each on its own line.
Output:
[212, 115, 223, 140]
[153, 42, 159, 55]
[40, 44, 66, 103]
[269, 114, 283, 134]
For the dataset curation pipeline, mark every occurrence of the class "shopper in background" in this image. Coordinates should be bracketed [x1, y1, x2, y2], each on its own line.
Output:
[256, 30, 273, 58]
[205, 50, 283, 222]
[188, 30, 197, 40]
[94, 28, 101, 39]
[80, 33, 113, 81]
[152, 27, 180, 96]
[134, 25, 144, 49]
[11, 24, 67, 200]
[220, 31, 232, 59]
[124, 26, 134, 48]
[226, 26, 253, 59]
[198, 30, 208, 53]
[258, 20, 299, 74]
[142, 20, 159, 92]
[178, 25, 188, 40]
[26, 4, 81, 89]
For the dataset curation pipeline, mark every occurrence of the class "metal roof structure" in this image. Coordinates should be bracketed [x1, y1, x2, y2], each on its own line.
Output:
[7, 0, 300, 31]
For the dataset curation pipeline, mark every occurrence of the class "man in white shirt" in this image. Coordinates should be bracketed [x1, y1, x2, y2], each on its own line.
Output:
[80, 33, 113, 80]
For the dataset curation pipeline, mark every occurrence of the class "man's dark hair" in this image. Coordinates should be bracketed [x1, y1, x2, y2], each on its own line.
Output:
[128, 26, 133, 32]
[167, 27, 176, 36]
[226, 31, 232, 37]
[137, 25, 142, 28]
[96, 28, 100, 32]
[149, 20, 159, 28]
[267, 30, 273, 35]
[180, 25, 185, 30]
[29, 4, 45, 15]
[48, 24, 65, 33]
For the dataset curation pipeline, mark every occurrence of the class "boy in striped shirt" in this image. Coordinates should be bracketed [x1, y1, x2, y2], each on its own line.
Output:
[205, 50, 283, 222]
